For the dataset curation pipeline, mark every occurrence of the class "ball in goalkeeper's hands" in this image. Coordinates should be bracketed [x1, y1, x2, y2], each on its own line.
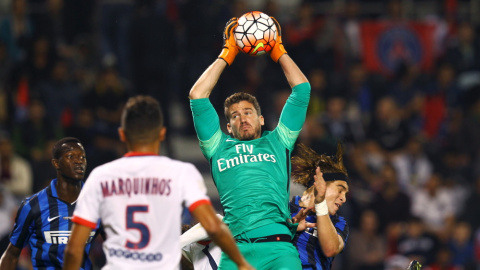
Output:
[234, 11, 277, 56]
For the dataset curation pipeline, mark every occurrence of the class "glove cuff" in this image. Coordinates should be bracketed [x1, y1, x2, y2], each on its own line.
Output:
[218, 48, 237, 66]
[270, 43, 287, 63]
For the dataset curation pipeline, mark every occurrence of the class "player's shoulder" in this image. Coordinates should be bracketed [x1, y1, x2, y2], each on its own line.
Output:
[23, 182, 51, 205]
[16, 187, 47, 216]
[332, 214, 347, 223]
[332, 214, 349, 231]
[162, 156, 199, 171]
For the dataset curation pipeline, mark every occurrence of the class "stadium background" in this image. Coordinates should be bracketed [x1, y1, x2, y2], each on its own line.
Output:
[0, 0, 480, 269]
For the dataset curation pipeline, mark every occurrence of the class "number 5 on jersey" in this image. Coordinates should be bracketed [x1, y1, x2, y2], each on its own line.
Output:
[126, 205, 150, 249]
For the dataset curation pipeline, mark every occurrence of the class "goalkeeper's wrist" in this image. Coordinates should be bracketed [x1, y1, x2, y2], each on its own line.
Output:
[315, 200, 328, 216]
[270, 44, 287, 63]
[218, 48, 237, 66]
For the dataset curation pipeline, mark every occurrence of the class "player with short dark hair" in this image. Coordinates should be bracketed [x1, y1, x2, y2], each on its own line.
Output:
[290, 143, 349, 270]
[63, 96, 252, 270]
[0, 137, 99, 270]
[223, 92, 262, 121]
[189, 16, 310, 269]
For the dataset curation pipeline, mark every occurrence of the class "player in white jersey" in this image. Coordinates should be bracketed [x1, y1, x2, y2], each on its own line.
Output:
[63, 96, 253, 270]
[180, 214, 223, 270]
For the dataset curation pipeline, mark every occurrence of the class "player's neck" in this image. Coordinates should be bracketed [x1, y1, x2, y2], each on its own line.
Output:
[56, 178, 82, 203]
[127, 142, 161, 155]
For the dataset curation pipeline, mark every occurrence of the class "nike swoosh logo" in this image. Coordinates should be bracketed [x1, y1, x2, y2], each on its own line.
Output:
[47, 216, 61, 222]
[226, 138, 236, 142]
[251, 42, 264, 55]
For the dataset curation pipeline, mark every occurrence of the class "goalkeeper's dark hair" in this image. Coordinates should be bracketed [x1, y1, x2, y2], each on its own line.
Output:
[52, 137, 83, 159]
[224, 92, 262, 121]
[291, 142, 348, 188]
[121, 95, 164, 143]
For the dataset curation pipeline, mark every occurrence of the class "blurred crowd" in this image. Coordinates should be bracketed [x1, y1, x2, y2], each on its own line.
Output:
[0, 0, 480, 269]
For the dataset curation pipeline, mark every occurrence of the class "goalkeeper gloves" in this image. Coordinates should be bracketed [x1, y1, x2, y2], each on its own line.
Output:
[269, 16, 287, 62]
[218, 17, 239, 66]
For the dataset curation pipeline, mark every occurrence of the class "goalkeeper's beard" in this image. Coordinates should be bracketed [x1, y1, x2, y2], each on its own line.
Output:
[233, 125, 261, 141]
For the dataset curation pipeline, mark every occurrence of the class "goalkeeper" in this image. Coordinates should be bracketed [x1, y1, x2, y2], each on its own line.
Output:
[189, 16, 310, 270]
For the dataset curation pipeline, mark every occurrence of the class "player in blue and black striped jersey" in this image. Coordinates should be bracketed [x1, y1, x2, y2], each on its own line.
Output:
[289, 143, 349, 270]
[0, 137, 100, 270]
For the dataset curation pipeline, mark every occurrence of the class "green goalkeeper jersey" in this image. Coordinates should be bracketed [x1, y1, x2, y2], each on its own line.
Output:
[190, 82, 310, 237]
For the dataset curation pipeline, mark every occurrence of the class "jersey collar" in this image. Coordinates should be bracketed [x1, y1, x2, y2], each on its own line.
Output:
[49, 178, 59, 198]
[124, 152, 158, 157]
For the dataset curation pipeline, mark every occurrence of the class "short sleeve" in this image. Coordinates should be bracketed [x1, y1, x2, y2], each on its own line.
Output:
[180, 163, 210, 212]
[9, 201, 35, 248]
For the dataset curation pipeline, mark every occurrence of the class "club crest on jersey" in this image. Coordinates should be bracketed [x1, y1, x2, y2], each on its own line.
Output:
[44, 231, 95, 244]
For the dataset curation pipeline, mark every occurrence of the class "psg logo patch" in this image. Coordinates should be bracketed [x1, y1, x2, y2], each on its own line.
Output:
[377, 27, 422, 72]
[360, 21, 435, 74]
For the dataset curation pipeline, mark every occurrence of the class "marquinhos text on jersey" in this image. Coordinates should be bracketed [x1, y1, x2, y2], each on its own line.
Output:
[101, 177, 171, 197]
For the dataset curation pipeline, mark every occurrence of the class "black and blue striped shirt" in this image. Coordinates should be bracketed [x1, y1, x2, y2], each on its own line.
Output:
[9, 179, 98, 269]
[290, 196, 349, 270]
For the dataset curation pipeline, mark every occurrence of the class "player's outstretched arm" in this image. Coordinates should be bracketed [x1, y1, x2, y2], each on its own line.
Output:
[269, 16, 308, 88]
[278, 54, 309, 90]
[189, 59, 227, 99]
[0, 244, 21, 270]
[189, 18, 238, 100]
[192, 204, 254, 270]
[63, 223, 93, 270]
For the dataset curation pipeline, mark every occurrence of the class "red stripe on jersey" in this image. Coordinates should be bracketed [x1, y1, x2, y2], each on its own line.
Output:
[188, 199, 211, 213]
[72, 216, 97, 229]
[124, 152, 158, 157]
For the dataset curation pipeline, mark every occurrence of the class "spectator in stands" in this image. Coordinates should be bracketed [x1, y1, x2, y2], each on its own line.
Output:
[411, 173, 456, 240]
[0, 131, 32, 198]
[447, 220, 475, 267]
[346, 209, 386, 270]
[367, 96, 411, 153]
[36, 59, 81, 127]
[391, 136, 433, 194]
[0, 185, 17, 254]
[461, 176, 480, 232]
[396, 216, 439, 266]
[317, 95, 365, 147]
[0, 0, 33, 64]
[443, 21, 480, 75]
[368, 162, 411, 234]
[12, 98, 62, 161]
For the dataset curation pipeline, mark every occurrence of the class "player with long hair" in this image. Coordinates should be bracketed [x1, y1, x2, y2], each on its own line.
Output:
[290, 143, 349, 270]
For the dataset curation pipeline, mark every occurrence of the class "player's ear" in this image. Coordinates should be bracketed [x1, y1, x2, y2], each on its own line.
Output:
[259, 115, 265, 126]
[226, 123, 232, 134]
[51, 159, 59, 170]
[159, 127, 167, 142]
[118, 127, 127, 143]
